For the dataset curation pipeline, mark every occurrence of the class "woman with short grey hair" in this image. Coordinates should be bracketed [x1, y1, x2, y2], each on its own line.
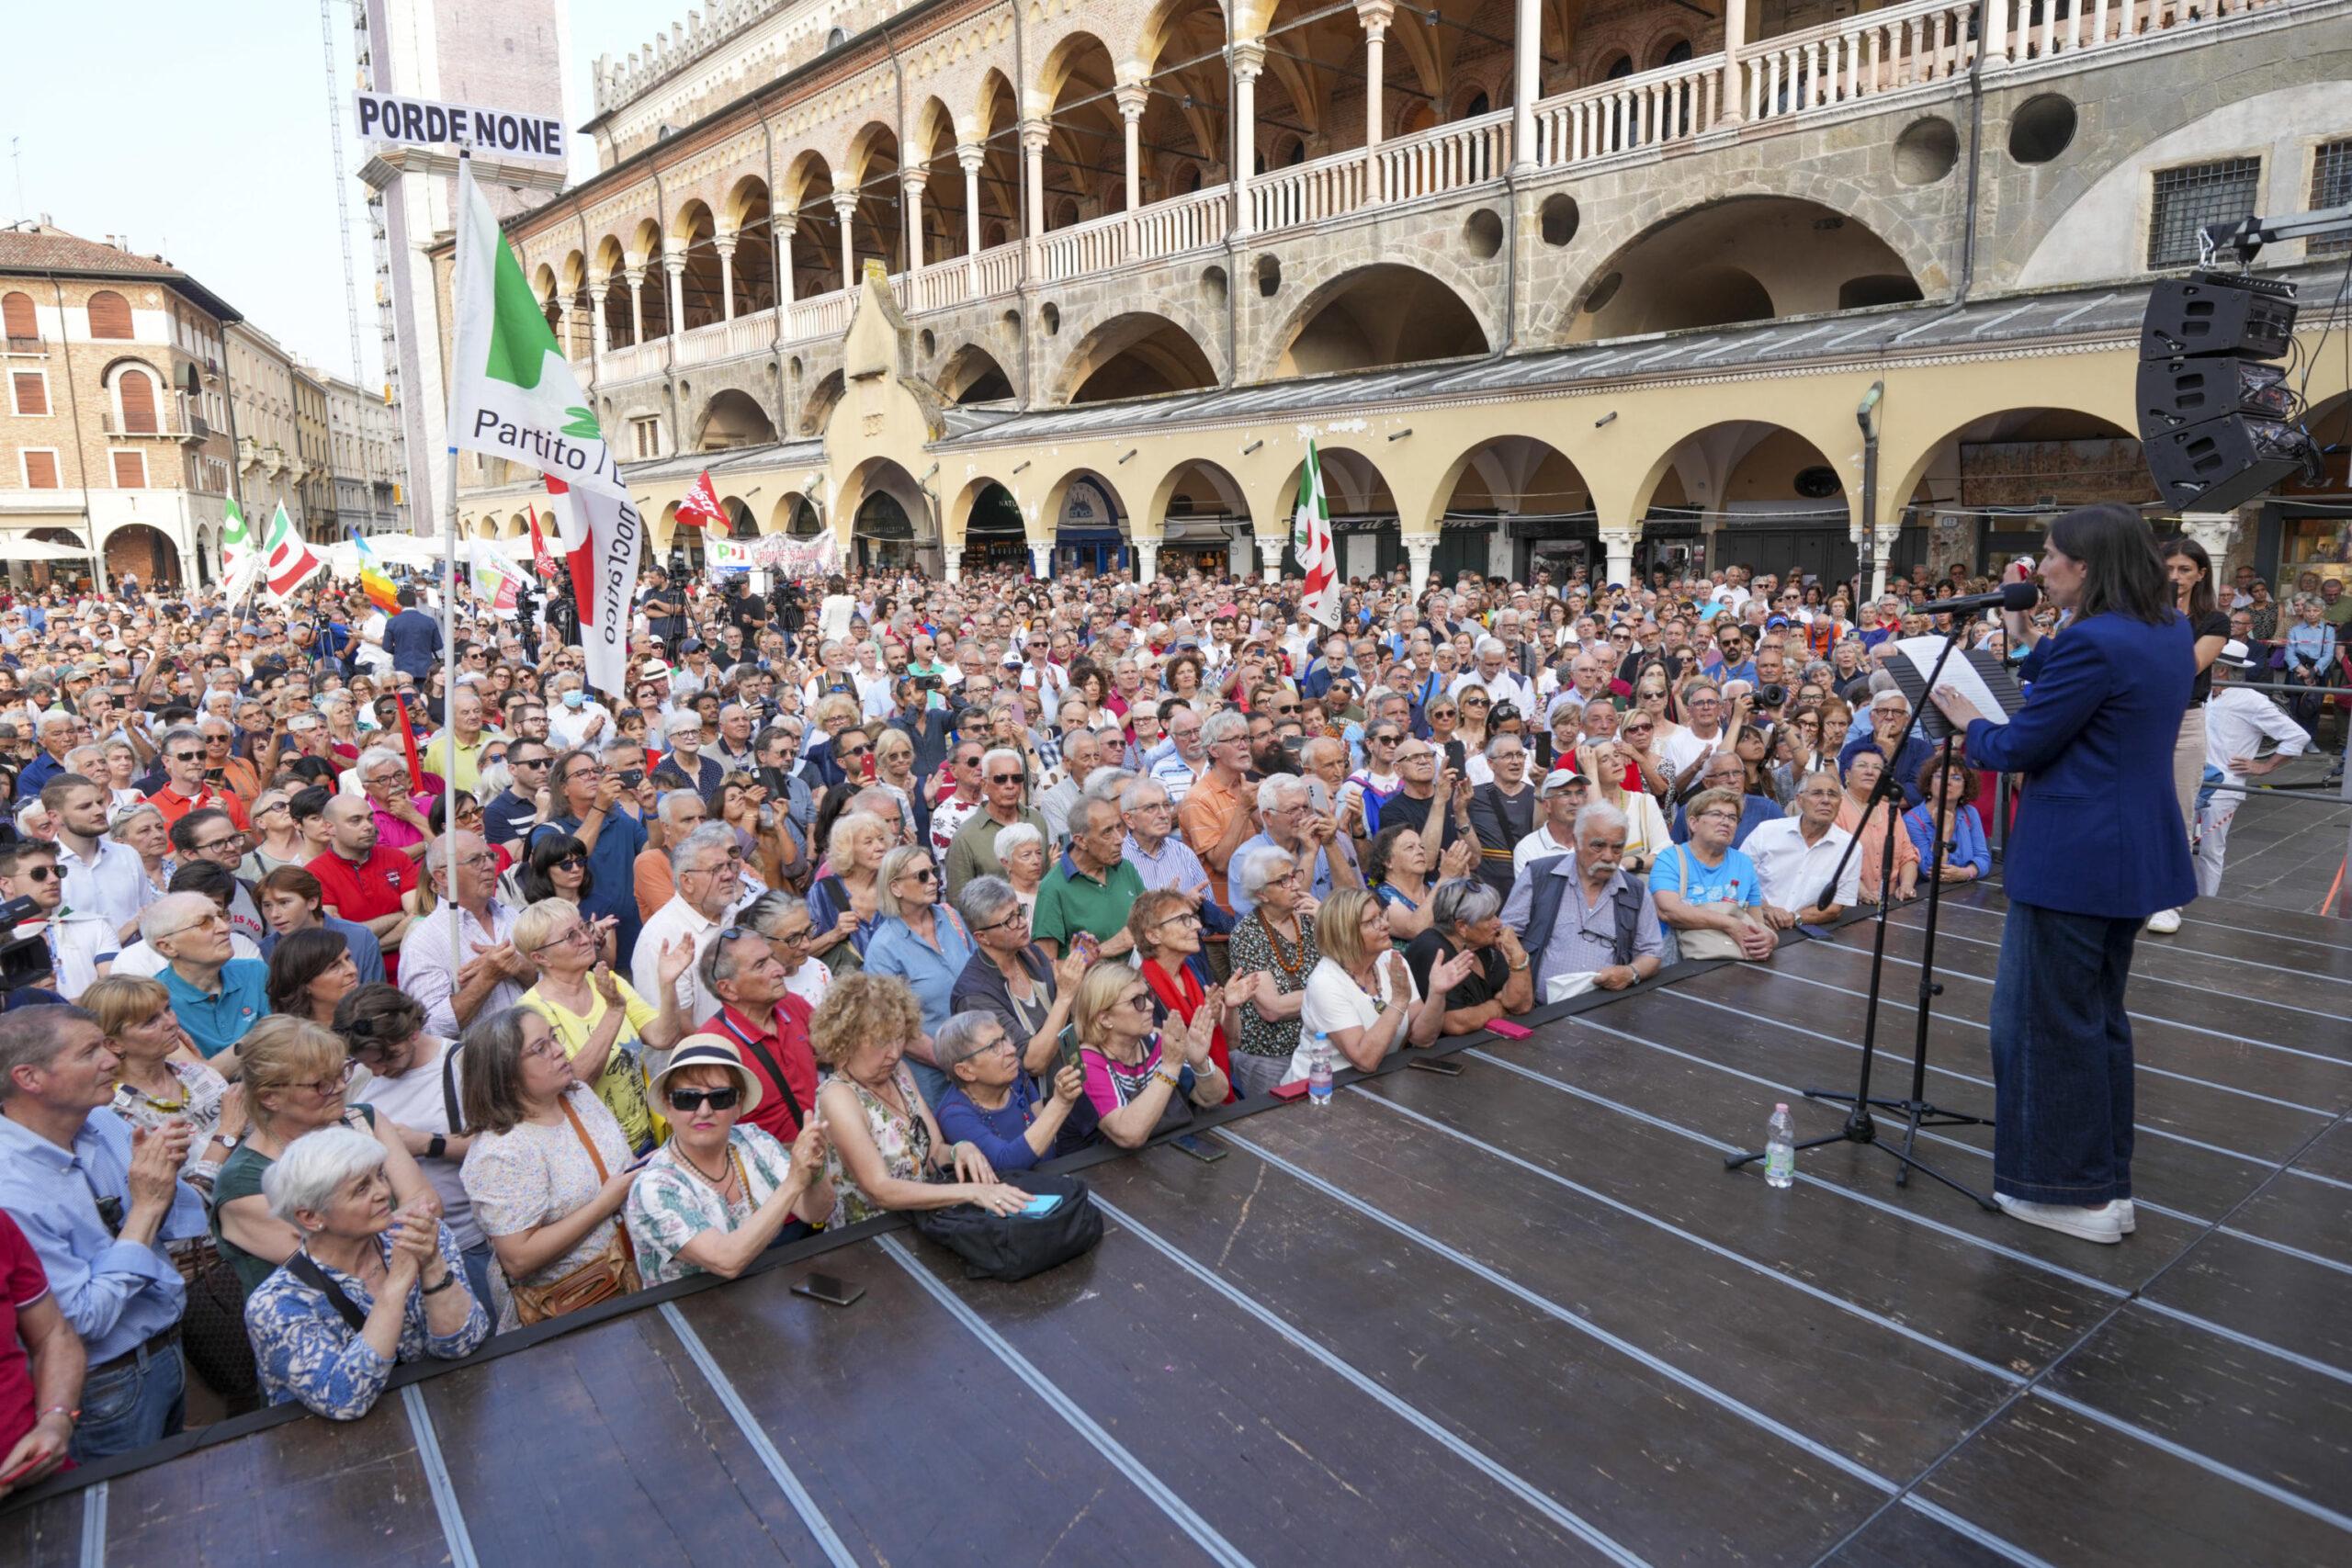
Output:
[950, 874, 1085, 1083]
[244, 1126, 488, 1420]
[1226, 843, 1320, 1098]
[992, 821, 1046, 923]
[931, 1009, 1087, 1169]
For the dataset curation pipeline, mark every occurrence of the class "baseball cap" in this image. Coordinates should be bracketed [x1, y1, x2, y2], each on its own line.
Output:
[1539, 768, 1591, 796]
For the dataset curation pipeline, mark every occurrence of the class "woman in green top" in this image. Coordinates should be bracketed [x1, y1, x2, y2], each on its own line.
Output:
[509, 897, 695, 1156]
[210, 1016, 439, 1296]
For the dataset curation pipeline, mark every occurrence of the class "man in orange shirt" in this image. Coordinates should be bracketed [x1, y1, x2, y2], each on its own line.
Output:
[144, 725, 251, 832]
[1176, 709, 1257, 909]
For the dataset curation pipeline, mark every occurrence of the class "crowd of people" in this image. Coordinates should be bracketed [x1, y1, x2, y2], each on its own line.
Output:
[0, 535, 2336, 1494]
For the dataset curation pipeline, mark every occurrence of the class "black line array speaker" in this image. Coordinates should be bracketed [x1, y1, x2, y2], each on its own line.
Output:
[2138, 270, 2318, 513]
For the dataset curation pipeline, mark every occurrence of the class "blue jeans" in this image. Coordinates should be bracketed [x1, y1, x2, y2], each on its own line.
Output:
[1988, 901, 2139, 1205]
[70, 1338, 186, 1463]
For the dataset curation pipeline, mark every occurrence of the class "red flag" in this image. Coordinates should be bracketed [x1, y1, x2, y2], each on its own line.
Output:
[675, 469, 724, 530]
[527, 502, 555, 578]
[392, 690, 427, 793]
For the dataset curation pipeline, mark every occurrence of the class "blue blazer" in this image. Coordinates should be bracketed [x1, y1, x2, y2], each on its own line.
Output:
[1964, 611, 2195, 919]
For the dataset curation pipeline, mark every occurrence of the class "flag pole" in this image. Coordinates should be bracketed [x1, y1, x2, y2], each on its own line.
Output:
[439, 143, 472, 985]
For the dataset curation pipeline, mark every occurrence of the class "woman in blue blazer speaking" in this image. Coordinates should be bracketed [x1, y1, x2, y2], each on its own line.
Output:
[1930, 504, 2194, 1247]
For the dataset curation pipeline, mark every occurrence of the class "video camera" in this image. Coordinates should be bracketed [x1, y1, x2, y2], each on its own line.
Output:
[0, 894, 57, 994]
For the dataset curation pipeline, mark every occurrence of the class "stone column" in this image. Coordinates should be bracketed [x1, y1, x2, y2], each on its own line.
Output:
[1115, 84, 1150, 215]
[1600, 525, 1639, 588]
[1136, 538, 1160, 585]
[588, 278, 611, 356]
[943, 543, 964, 584]
[1020, 120, 1051, 243]
[2179, 511, 2244, 572]
[713, 236, 738, 321]
[625, 265, 647, 344]
[1720, 0, 1747, 127]
[1984, 0, 2009, 64]
[1029, 539, 1052, 579]
[1229, 529, 1254, 580]
[1405, 536, 1436, 597]
[1512, 0, 1540, 170]
[1360, 4, 1392, 201]
[902, 169, 928, 271]
[1229, 41, 1265, 238]
[831, 194, 859, 288]
[1871, 522, 1903, 600]
[557, 299, 577, 361]
[663, 256, 686, 338]
[775, 217, 797, 304]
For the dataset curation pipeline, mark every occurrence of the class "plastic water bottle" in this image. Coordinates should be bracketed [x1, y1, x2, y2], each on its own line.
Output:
[1764, 1103, 1796, 1189]
[1307, 1032, 1334, 1108]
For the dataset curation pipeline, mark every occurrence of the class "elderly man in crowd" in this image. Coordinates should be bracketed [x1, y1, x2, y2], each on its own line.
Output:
[146, 892, 271, 1066]
[1839, 687, 1934, 807]
[1514, 768, 1588, 874]
[402, 830, 532, 1038]
[1228, 774, 1355, 919]
[1178, 709, 1259, 908]
[1745, 770, 1859, 929]
[0, 1006, 207, 1461]
[1120, 776, 1215, 902]
[145, 724, 252, 832]
[695, 925, 820, 1142]
[947, 746, 1051, 897]
[1502, 801, 1666, 997]
[635, 822, 749, 1024]
[1034, 796, 1148, 960]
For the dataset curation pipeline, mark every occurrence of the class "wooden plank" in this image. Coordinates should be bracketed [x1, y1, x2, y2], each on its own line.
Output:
[1557, 992, 2210, 1286]
[1067, 1145, 1883, 1563]
[2041, 1303, 2352, 1511]
[2215, 1171, 2352, 1268]
[1951, 882, 2352, 961]
[101, 1399, 448, 1565]
[0, 1492, 81, 1568]
[2176, 889, 2352, 952]
[2290, 1120, 2352, 1186]
[670, 1237, 1214, 1567]
[1767, 930, 2352, 1115]
[1922, 889, 2352, 989]
[1819, 1503, 2025, 1568]
[418, 1308, 823, 1565]
[905, 1219, 1623, 1565]
[2141, 1230, 2352, 1378]
[1342, 1057, 2104, 1377]
[1860, 915, 2344, 1062]
[1916, 1393, 2351, 1568]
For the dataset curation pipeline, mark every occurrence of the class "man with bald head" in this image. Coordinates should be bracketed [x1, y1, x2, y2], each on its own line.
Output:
[306, 792, 417, 976]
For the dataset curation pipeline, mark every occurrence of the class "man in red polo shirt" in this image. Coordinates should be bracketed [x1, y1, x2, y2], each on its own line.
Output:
[697, 927, 817, 1142]
[143, 725, 251, 832]
[308, 794, 415, 978]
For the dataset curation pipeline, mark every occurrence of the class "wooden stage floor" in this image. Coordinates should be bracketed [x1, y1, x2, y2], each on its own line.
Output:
[6, 885, 2348, 1566]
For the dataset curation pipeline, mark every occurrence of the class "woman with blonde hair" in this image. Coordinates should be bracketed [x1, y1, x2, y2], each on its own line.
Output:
[809, 973, 1033, 1224]
[868, 727, 921, 844]
[806, 811, 891, 970]
[210, 1015, 438, 1296]
[92, 975, 240, 1208]
[1293, 888, 1471, 1081]
[1581, 739, 1668, 875]
[1069, 958, 1229, 1149]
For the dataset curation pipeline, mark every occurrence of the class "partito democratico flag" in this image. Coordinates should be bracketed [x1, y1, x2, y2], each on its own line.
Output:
[447, 159, 643, 700]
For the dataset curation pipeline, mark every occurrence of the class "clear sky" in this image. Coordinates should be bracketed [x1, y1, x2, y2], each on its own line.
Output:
[4, 0, 670, 390]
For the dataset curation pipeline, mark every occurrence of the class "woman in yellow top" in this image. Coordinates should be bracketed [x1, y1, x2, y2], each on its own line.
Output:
[510, 897, 695, 1155]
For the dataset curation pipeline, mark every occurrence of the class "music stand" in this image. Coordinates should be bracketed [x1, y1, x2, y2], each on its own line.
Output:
[1726, 626, 2014, 1210]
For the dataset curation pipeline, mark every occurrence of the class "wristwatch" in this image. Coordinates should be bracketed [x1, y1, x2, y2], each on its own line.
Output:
[425, 1134, 447, 1160]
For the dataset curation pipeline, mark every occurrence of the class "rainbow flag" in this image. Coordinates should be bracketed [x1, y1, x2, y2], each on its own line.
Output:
[354, 536, 399, 614]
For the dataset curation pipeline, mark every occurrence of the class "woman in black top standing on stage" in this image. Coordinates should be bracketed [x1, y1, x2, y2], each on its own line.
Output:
[2148, 537, 2231, 934]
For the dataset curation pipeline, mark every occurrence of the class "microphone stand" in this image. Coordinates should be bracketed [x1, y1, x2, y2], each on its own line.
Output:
[1726, 622, 1996, 1211]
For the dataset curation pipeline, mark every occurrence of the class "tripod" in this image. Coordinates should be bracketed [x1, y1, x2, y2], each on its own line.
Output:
[1727, 626, 1996, 1211]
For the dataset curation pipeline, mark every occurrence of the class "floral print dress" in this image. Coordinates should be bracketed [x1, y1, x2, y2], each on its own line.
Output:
[243, 1222, 490, 1420]
[625, 1124, 815, 1286]
[820, 1066, 933, 1226]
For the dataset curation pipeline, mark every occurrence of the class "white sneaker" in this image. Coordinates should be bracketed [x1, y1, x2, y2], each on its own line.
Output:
[2117, 1200, 2135, 1235]
[1996, 1195, 2125, 1245]
[2145, 908, 2182, 934]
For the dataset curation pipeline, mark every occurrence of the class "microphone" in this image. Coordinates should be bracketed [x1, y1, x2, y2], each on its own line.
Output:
[1928, 581, 2041, 616]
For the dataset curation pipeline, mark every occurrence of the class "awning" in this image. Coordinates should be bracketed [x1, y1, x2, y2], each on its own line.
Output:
[0, 534, 95, 562]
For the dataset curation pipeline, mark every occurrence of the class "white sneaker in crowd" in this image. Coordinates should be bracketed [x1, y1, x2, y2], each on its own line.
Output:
[2144, 908, 2182, 934]
[1996, 1194, 2126, 1245]
[2117, 1200, 2136, 1235]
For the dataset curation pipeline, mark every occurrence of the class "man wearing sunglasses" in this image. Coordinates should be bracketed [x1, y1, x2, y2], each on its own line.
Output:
[141, 725, 250, 835]
[944, 747, 1049, 899]
[0, 841, 117, 1001]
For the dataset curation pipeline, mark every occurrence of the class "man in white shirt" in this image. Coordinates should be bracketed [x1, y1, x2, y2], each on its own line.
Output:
[44, 774, 153, 943]
[545, 672, 616, 750]
[2195, 639, 2312, 897]
[1449, 637, 1535, 712]
[1513, 769, 1589, 874]
[633, 822, 749, 1023]
[1660, 678, 1731, 789]
[1746, 770, 1858, 926]
[401, 832, 531, 1038]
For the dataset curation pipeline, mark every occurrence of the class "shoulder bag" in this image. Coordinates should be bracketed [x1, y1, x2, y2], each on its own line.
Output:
[1667, 849, 1760, 963]
[509, 1096, 641, 1325]
[910, 1169, 1105, 1282]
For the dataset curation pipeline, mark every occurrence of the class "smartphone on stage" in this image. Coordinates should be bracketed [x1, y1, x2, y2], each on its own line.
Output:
[1270, 1079, 1309, 1102]
[1486, 1021, 1533, 1041]
[1407, 1057, 1464, 1077]
[1170, 1133, 1227, 1163]
[792, 1272, 865, 1308]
